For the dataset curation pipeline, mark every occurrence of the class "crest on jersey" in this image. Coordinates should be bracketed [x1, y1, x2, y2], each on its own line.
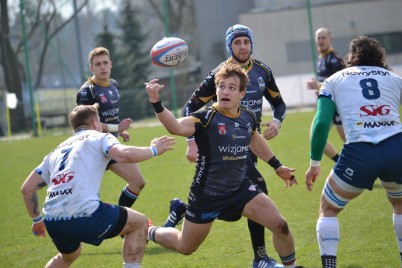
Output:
[258, 77, 265, 90]
[99, 94, 107, 103]
[218, 123, 226, 135]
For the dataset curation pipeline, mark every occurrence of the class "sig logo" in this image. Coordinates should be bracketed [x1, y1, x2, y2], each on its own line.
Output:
[360, 105, 390, 117]
[51, 172, 75, 185]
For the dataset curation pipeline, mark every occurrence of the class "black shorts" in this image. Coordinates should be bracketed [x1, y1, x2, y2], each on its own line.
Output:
[185, 178, 262, 224]
[246, 152, 268, 194]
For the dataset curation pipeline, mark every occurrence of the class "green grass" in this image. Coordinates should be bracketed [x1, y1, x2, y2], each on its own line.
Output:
[0, 110, 399, 268]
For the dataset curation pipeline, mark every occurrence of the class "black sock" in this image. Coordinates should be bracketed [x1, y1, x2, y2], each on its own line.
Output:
[118, 187, 137, 207]
[321, 255, 336, 268]
[248, 219, 266, 261]
[331, 154, 339, 162]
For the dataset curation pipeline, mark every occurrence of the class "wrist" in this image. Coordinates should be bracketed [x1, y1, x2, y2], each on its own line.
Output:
[310, 159, 321, 167]
[151, 101, 165, 113]
[32, 214, 43, 224]
[267, 155, 282, 170]
[107, 124, 119, 132]
[150, 146, 158, 157]
[272, 118, 282, 128]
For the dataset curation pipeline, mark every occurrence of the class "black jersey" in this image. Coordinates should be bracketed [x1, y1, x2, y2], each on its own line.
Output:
[76, 78, 120, 128]
[182, 58, 286, 130]
[189, 103, 257, 197]
[316, 49, 344, 82]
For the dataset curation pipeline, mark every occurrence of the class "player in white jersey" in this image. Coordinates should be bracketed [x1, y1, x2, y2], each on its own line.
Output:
[21, 103, 175, 268]
[305, 36, 402, 268]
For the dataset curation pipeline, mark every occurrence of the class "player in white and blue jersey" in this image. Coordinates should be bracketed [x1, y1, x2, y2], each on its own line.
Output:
[305, 36, 402, 268]
[21, 103, 175, 268]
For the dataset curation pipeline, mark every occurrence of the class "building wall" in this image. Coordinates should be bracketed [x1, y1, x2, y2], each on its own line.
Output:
[194, 0, 254, 77]
[239, 0, 402, 76]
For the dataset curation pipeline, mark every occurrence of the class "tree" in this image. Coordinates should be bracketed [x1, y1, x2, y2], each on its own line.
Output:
[146, 0, 195, 36]
[116, 0, 153, 119]
[0, 0, 88, 134]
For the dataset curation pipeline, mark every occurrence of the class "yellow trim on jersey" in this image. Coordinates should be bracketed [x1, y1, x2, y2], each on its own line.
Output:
[89, 77, 110, 87]
[212, 103, 240, 118]
[195, 94, 214, 104]
[268, 88, 280, 98]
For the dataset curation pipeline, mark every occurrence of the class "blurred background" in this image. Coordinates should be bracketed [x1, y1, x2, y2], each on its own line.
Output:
[1, 0, 401, 138]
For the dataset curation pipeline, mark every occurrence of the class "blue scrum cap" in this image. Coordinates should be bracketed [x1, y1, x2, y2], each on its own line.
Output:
[225, 24, 254, 56]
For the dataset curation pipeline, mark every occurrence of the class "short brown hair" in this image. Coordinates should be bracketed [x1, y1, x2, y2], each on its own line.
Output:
[88, 47, 110, 65]
[215, 63, 249, 92]
[69, 103, 99, 130]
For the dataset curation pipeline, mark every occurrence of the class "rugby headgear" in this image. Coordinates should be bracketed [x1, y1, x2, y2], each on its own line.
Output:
[225, 24, 254, 56]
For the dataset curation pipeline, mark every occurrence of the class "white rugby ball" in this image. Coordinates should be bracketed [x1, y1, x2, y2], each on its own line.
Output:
[150, 37, 188, 67]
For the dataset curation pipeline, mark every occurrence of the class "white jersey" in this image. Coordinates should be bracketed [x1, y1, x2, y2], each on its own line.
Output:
[320, 66, 402, 144]
[35, 129, 120, 220]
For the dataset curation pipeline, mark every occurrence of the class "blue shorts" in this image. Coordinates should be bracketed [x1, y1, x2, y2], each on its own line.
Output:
[185, 178, 262, 224]
[333, 132, 402, 190]
[45, 202, 127, 254]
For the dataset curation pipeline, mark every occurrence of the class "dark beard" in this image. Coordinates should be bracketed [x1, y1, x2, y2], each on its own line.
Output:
[232, 54, 250, 64]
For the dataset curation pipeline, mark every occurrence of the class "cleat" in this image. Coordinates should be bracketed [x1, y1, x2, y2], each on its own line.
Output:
[252, 256, 284, 268]
[163, 198, 187, 227]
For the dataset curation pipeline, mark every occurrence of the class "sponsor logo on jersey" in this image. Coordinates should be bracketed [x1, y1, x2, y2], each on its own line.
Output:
[360, 105, 391, 116]
[232, 134, 246, 140]
[101, 107, 119, 118]
[357, 120, 396, 128]
[195, 156, 206, 184]
[241, 99, 263, 107]
[48, 188, 73, 199]
[222, 155, 247, 160]
[218, 145, 249, 155]
[218, 123, 226, 135]
[51, 172, 75, 185]
[341, 70, 389, 76]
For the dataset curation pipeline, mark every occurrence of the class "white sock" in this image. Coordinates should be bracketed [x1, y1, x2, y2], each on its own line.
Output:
[393, 214, 402, 253]
[316, 217, 339, 256]
[123, 263, 140, 268]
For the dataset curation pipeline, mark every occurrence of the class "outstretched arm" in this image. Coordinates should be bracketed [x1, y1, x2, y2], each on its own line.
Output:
[250, 132, 297, 188]
[109, 135, 176, 163]
[305, 96, 335, 191]
[145, 79, 196, 137]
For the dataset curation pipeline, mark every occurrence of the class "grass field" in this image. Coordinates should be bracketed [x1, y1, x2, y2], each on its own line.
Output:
[0, 110, 399, 268]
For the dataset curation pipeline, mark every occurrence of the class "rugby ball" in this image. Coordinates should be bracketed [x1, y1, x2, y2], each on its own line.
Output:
[150, 37, 188, 67]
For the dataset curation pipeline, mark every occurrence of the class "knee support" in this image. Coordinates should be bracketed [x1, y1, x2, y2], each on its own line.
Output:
[323, 180, 351, 209]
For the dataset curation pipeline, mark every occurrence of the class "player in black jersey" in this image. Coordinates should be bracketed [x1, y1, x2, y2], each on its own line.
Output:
[145, 64, 302, 268]
[165, 24, 287, 268]
[76, 47, 146, 211]
[306, 28, 345, 162]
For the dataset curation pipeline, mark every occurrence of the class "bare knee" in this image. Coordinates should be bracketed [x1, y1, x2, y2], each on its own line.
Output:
[277, 219, 289, 236]
[179, 246, 197, 255]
